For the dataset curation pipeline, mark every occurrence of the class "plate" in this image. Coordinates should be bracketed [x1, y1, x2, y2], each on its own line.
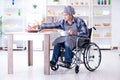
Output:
[27, 30, 38, 33]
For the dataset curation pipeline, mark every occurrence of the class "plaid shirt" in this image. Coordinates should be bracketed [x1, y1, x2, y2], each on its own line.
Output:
[39, 17, 88, 37]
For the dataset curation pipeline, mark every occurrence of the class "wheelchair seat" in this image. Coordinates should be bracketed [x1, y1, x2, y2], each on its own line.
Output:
[50, 27, 102, 74]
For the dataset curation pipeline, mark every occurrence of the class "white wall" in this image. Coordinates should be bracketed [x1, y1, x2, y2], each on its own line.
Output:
[112, 0, 120, 47]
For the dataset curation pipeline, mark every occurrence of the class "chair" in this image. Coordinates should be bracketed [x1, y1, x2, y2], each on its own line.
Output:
[50, 27, 102, 73]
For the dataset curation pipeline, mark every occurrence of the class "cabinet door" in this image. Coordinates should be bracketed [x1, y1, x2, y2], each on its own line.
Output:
[0, 17, 2, 48]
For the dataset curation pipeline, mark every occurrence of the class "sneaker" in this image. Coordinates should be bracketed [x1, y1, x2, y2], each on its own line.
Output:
[50, 61, 56, 67]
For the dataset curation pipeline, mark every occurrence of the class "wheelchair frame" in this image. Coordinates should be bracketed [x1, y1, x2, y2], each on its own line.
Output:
[51, 27, 102, 73]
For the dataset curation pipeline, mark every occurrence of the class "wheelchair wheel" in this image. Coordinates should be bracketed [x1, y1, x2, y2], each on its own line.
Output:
[51, 65, 59, 71]
[83, 42, 101, 71]
[75, 65, 79, 74]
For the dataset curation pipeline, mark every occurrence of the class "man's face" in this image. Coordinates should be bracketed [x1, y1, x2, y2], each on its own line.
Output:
[63, 13, 71, 21]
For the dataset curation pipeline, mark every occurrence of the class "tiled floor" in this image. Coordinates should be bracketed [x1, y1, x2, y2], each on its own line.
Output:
[0, 50, 120, 80]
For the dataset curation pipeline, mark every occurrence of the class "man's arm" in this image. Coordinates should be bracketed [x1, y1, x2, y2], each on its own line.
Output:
[25, 20, 63, 31]
[38, 20, 64, 30]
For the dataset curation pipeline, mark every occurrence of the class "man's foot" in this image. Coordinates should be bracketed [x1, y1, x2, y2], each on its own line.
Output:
[50, 61, 56, 67]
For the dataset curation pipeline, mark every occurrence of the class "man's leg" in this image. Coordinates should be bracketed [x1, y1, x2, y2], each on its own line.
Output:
[50, 43, 61, 66]
[64, 42, 73, 68]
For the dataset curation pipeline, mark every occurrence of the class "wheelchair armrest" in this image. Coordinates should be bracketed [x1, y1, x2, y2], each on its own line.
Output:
[77, 36, 90, 41]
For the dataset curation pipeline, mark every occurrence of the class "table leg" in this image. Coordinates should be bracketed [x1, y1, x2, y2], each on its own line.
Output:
[44, 34, 50, 75]
[28, 40, 33, 66]
[8, 34, 13, 74]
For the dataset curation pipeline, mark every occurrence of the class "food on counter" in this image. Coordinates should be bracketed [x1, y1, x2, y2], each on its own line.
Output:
[94, 24, 101, 26]
[103, 23, 110, 26]
[93, 34, 100, 38]
[104, 32, 111, 37]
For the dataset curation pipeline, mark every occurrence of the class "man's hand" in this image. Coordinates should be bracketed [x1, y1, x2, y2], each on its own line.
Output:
[25, 25, 38, 31]
[68, 29, 77, 36]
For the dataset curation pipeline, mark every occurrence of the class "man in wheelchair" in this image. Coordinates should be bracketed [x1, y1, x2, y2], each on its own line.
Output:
[26, 5, 102, 73]
[39, 6, 89, 69]
[26, 6, 89, 69]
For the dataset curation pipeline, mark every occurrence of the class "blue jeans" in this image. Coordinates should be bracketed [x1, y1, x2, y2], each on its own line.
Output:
[51, 42, 73, 63]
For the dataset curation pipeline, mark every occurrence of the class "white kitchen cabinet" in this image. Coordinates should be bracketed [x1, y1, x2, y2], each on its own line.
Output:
[91, 0, 112, 49]
[1, 0, 26, 50]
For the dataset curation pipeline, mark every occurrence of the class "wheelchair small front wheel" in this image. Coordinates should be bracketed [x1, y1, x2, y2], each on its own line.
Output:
[51, 65, 59, 71]
[83, 42, 101, 71]
[75, 65, 79, 74]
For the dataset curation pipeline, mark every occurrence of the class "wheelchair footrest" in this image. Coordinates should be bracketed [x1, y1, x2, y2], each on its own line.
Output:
[57, 63, 72, 69]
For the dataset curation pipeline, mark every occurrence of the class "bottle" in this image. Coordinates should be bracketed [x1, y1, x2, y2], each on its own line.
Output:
[12, 0, 14, 5]
[104, 0, 107, 5]
[108, 0, 111, 5]
[101, 0, 104, 5]
[18, 9, 21, 16]
[98, 0, 100, 5]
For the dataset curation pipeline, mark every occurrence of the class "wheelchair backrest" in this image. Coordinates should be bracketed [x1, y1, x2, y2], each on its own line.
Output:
[88, 28, 92, 39]
[88, 27, 96, 39]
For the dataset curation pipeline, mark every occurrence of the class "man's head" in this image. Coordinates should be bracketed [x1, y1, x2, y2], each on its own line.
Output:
[63, 6, 75, 15]
[63, 6, 75, 22]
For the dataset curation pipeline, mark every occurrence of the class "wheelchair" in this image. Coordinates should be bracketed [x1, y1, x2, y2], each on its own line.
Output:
[50, 27, 102, 73]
